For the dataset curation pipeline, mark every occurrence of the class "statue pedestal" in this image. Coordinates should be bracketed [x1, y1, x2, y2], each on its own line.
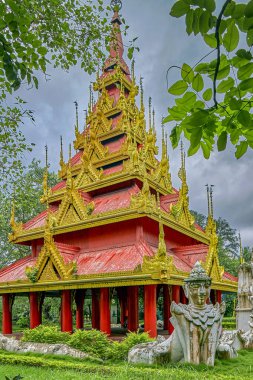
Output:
[237, 308, 252, 332]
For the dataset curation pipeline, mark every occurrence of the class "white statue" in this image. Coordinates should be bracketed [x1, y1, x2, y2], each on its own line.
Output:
[236, 251, 253, 331]
[128, 262, 225, 366]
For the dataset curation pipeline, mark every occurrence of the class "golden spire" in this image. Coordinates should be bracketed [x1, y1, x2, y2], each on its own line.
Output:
[84, 109, 88, 130]
[152, 108, 155, 134]
[148, 97, 152, 131]
[205, 184, 211, 218]
[140, 76, 144, 110]
[131, 59, 135, 83]
[210, 184, 214, 218]
[178, 141, 186, 186]
[161, 123, 167, 160]
[157, 191, 160, 212]
[10, 197, 16, 230]
[74, 101, 79, 135]
[42, 145, 49, 208]
[239, 233, 244, 264]
[165, 131, 168, 158]
[89, 84, 92, 113]
[60, 136, 64, 167]
[205, 184, 216, 236]
[68, 143, 72, 163]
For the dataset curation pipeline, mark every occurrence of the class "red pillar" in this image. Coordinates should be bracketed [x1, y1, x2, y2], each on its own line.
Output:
[61, 290, 72, 333]
[29, 292, 41, 329]
[180, 286, 187, 304]
[216, 290, 222, 303]
[92, 289, 100, 330]
[144, 285, 157, 338]
[100, 288, 111, 335]
[2, 294, 13, 334]
[169, 285, 181, 334]
[127, 286, 139, 332]
[118, 287, 128, 327]
[172, 285, 180, 303]
[210, 289, 216, 304]
[163, 285, 171, 331]
[75, 290, 85, 330]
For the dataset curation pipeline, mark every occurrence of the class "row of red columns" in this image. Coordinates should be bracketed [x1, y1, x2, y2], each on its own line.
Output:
[1, 287, 222, 336]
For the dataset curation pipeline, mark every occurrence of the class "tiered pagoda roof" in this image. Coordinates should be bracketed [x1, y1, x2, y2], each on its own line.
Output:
[1, 7, 237, 294]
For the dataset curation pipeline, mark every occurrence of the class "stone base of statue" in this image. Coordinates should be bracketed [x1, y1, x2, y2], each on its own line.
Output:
[236, 261, 253, 332]
[128, 262, 225, 366]
[217, 330, 244, 359]
[240, 313, 253, 349]
[236, 308, 252, 331]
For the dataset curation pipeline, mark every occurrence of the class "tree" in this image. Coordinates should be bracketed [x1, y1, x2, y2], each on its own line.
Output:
[164, 0, 253, 159]
[0, 0, 113, 186]
[0, 159, 57, 268]
[191, 210, 250, 276]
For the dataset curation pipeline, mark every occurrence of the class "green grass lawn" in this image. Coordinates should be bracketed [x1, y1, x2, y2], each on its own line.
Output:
[0, 350, 252, 380]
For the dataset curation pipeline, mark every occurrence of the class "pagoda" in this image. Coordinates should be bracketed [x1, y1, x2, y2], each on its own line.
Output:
[0, 2, 237, 338]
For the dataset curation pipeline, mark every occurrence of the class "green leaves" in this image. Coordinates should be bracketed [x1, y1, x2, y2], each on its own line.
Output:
[203, 33, 217, 48]
[168, 80, 188, 95]
[237, 62, 253, 80]
[217, 132, 227, 151]
[237, 110, 251, 127]
[235, 141, 248, 159]
[170, 1, 190, 18]
[203, 88, 212, 101]
[217, 77, 234, 93]
[223, 23, 239, 52]
[204, 0, 215, 13]
[239, 78, 253, 92]
[181, 63, 194, 83]
[192, 73, 204, 91]
[245, 0, 253, 18]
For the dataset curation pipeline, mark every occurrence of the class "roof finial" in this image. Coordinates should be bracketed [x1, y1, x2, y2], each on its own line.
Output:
[74, 101, 79, 134]
[239, 232, 244, 264]
[205, 184, 211, 217]
[161, 122, 167, 159]
[152, 108, 155, 133]
[131, 59, 135, 82]
[43, 145, 49, 209]
[89, 85, 92, 113]
[45, 144, 48, 170]
[140, 76, 144, 110]
[210, 184, 214, 218]
[165, 130, 168, 157]
[68, 143, 72, 163]
[60, 136, 64, 167]
[148, 97, 152, 131]
[83, 109, 88, 129]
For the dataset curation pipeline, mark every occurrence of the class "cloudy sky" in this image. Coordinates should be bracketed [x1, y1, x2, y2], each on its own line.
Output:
[19, 0, 253, 248]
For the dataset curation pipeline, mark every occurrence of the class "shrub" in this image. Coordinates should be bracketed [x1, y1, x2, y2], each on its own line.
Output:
[222, 317, 236, 330]
[22, 325, 70, 344]
[68, 329, 111, 359]
[107, 331, 153, 361]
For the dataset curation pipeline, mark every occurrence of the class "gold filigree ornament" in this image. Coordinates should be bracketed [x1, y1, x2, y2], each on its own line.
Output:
[130, 177, 157, 213]
[151, 129, 172, 193]
[75, 151, 103, 188]
[33, 215, 77, 282]
[169, 150, 195, 229]
[8, 201, 23, 242]
[86, 129, 109, 163]
[96, 82, 114, 114]
[203, 216, 224, 281]
[56, 166, 94, 226]
[142, 222, 175, 280]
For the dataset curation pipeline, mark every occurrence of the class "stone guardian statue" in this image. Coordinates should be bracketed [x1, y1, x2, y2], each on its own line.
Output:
[128, 262, 225, 366]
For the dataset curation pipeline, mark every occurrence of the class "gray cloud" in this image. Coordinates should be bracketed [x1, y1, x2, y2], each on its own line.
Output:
[16, 0, 253, 248]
